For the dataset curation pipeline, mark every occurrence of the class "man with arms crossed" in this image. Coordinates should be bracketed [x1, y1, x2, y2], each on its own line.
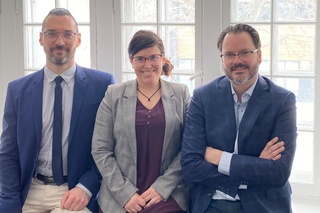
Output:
[181, 23, 297, 213]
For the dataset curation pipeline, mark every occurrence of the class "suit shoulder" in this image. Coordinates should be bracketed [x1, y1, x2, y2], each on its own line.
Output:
[261, 76, 294, 95]
[161, 79, 189, 92]
[78, 67, 114, 86]
[195, 76, 227, 93]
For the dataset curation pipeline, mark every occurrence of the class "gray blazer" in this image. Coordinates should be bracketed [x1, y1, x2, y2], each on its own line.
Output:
[92, 79, 190, 213]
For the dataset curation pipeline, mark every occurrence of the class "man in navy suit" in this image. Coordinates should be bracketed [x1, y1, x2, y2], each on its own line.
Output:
[181, 23, 297, 213]
[0, 8, 114, 213]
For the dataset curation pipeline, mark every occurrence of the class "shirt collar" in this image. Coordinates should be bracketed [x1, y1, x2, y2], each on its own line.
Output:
[231, 75, 258, 101]
[44, 64, 76, 84]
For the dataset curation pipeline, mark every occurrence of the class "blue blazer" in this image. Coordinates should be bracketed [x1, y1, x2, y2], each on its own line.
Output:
[0, 65, 114, 213]
[181, 75, 297, 213]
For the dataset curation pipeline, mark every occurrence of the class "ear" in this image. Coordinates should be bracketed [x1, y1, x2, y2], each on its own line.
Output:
[76, 32, 81, 47]
[130, 58, 134, 69]
[257, 49, 262, 64]
[39, 32, 44, 46]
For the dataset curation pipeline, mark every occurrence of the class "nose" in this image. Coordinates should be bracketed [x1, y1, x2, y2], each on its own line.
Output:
[54, 34, 65, 45]
[232, 54, 242, 63]
[143, 58, 152, 68]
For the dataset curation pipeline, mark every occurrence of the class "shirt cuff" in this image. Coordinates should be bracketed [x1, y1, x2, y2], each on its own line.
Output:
[218, 151, 233, 176]
[76, 183, 93, 198]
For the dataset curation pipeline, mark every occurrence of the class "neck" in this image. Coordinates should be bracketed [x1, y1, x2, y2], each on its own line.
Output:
[46, 62, 74, 75]
[137, 81, 161, 102]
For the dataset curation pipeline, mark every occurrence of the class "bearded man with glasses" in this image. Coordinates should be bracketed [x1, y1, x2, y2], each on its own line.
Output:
[181, 23, 297, 213]
[0, 8, 114, 213]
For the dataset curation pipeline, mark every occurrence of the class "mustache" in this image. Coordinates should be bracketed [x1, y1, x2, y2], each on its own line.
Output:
[50, 45, 68, 51]
[231, 63, 249, 71]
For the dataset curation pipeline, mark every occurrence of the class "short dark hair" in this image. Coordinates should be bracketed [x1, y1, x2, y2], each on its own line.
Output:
[42, 8, 78, 32]
[217, 23, 261, 52]
[128, 30, 174, 76]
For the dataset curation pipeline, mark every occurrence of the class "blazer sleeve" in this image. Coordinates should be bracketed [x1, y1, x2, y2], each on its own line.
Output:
[92, 86, 138, 207]
[181, 88, 234, 189]
[151, 85, 190, 200]
[0, 83, 23, 213]
[230, 91, 297, 188]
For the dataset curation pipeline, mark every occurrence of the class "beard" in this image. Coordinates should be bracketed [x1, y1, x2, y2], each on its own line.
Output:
[48, 45, 70, 65]
[225, 62, 259, 85]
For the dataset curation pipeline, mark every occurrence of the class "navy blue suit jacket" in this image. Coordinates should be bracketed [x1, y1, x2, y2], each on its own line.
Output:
[0, 65, 114, 213]
[181, 75, 297, 213]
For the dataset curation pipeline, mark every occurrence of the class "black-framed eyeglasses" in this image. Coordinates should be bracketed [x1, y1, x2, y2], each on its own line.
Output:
[41, 31, 78, 41]
[220, 49, 259, 62]
[132, 54, 163, 66]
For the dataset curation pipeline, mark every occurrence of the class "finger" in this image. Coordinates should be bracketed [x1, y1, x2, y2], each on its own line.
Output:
[61, 193, 71, 209]
[265, 137, 279, 150]
[273, 154, 282, 160]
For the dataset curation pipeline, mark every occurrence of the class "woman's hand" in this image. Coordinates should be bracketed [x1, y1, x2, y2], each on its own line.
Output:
[140, 187, 164, 208]
[124, 193, 146, 213]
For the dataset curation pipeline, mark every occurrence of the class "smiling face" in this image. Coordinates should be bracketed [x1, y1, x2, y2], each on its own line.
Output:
[39, 15, 81, 72]
[130, 45, 165, 86]
[221, 31, 262, 87]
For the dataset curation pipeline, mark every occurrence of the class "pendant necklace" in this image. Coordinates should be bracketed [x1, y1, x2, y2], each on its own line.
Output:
[137, 84, 161, 102]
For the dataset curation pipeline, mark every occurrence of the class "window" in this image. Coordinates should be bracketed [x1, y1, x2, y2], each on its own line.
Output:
[225, 0, 319, 196]
[23, 0, 91, 75]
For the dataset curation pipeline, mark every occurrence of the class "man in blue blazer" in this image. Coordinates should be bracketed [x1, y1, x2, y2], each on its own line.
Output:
[0, 8, 114, 213]
[181, 24, 297, 213]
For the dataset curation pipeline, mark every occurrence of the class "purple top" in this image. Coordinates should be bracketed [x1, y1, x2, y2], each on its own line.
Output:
[135, 99, 181, 213]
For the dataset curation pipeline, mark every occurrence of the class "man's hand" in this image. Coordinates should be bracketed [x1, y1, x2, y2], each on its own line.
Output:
[140, 187, 164, 208]
[124, 193, 146, 213]
[259, 137, 285, 160]
[205, 147, 223, 166]
[61, 186, 90, 211]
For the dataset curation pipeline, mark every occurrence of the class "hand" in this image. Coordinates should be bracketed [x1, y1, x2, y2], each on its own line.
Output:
[205, 147, 223, 166]
[60, 186, 90, 211]
[259, 137, 285, 160]
[140, 187, 164, 208]
[124, 193, 146, 213]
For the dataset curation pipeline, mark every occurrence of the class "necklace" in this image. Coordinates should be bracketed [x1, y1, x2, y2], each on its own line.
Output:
[137, 84, 161, 102]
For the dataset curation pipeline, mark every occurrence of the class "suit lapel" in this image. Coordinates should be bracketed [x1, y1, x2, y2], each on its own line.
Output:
[216, 78, 237, 153]
[32, 70, 44, 148]
[160, 80, 175, 160]
[238, 76, 269, 153]
[69, 66, 86, 144]
[123, 80, 138, 165]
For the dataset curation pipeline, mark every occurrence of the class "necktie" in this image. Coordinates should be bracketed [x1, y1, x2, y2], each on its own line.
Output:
[52, 76, 64, 185]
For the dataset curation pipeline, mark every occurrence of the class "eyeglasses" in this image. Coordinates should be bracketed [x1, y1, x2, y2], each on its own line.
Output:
[132, 54, 163, 66]
[220, 49, 259, 62]
[41, 31, 78, 41]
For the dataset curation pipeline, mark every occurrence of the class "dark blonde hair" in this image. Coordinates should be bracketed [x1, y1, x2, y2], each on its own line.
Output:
[128, 30, 174, 76]
[217, 23, 261, 52]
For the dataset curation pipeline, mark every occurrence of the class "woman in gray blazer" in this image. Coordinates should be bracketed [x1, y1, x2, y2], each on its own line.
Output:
[92, 30, 190, 213]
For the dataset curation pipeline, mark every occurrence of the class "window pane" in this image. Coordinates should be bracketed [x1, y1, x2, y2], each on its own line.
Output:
[159, 0, 195, 23]
[250, 24, 271, 75]
[57, 0, 90, 23]
[25, 26, 45, 69]
[159, 26, 195, 74]
[121, 26, 157, 73]
[273, 77, 314, 131]
[24, 0, 55, 23]
[122, 0, 157, 23]
[274, 25, 315, 76]
[275, 0, 317, 22]
[76, 26, 91, 67]
[290, 131, 313, 183]
[231, 0, 271, 22]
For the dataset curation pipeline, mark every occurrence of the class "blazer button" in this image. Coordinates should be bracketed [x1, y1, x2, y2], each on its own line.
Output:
[207, 193, 212, 198]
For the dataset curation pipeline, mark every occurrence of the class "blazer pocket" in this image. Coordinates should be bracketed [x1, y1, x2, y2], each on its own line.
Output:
[266, 182, 292, 200]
